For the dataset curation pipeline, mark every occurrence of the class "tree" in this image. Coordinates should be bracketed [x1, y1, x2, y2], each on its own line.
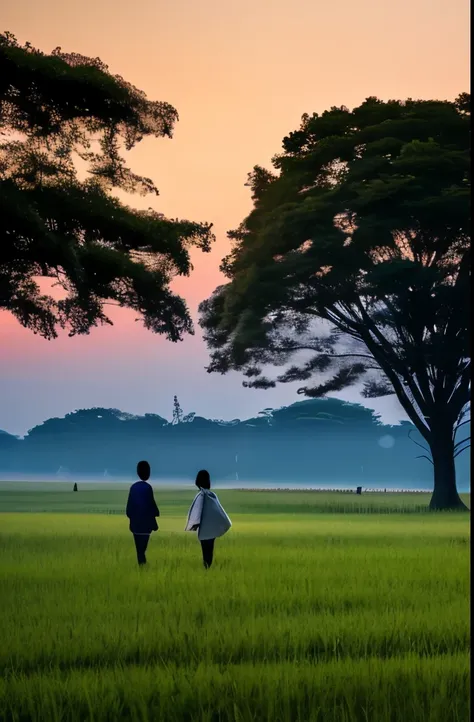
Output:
[1, 399, 469, 488]
[182, 412, 196, 423]
[200, 95, 470, 511]
[172, 395, 183, 425]
[0, 32, 214, 340]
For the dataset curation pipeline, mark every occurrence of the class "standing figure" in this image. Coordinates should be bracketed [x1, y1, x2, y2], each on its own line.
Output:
[126, 461, 160, 566]
[185, 470, 232, 569]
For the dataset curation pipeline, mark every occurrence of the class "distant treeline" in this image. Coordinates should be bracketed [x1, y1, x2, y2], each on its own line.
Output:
[0, 399, 470, 488]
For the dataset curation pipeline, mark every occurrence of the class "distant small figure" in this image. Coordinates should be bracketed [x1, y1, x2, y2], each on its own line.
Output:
[73, 483, 78, 492]
[356, 486, 362, 495]
[185, 470, 231, 569]
[126, 461, 160, 566]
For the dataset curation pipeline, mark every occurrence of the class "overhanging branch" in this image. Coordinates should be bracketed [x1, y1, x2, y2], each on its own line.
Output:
[416, 454, 434, 465]
[454, 436, 470, 450]
[408, 429, 431, 454]
[454, 443, 470, 459]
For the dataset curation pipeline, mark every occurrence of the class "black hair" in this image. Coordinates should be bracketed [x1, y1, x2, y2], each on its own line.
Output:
[195, 469, 211, 490]
[137, 460, 151, 481]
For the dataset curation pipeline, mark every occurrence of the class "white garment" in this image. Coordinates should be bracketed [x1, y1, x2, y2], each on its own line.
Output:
[185, 491, 204, 531]
[185, 489, 232, 541]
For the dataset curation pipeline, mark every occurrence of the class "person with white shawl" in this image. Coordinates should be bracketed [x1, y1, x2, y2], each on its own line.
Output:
[185, 470, 231, 568]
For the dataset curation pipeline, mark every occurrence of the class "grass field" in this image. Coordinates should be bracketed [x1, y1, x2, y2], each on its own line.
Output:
[0, 484, 470, 722]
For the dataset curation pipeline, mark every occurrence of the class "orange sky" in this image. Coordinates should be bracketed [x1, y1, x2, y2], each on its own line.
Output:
[0, 0, 470, 435]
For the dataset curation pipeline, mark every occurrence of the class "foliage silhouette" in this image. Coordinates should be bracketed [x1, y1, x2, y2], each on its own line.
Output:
[200, 95, 470, 510]
[0, 399, 469, 491]
[0, 32, 214, 340]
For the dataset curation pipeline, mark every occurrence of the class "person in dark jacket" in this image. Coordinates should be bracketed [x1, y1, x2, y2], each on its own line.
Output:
[126, 461, 160, 566]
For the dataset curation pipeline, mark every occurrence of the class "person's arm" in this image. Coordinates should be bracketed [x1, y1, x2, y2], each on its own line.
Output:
[126, 489, 133, 518]
[151, 489, 160, 517]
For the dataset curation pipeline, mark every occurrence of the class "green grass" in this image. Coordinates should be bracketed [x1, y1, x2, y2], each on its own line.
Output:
[0, 484, 470, 721]
[0, 481, 470, 514]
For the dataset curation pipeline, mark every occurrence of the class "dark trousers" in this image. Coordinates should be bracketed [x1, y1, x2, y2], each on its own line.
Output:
[133, 534, 150, 565]
[200, 538, 215, 568]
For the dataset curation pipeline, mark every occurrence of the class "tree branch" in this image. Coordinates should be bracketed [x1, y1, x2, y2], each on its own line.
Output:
[408, 429, 431, 454]
[360, 331, 430, 439]
[351, 297, 430, 422]
[454, 444, 470, 459]
[312, 301, 430, 434]
[416, 454, 434, 465]
[267, 345, 379, 363]
[455, 418, 471, 434]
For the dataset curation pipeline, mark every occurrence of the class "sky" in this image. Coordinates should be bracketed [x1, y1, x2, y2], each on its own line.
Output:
[0, 0, 470, 437]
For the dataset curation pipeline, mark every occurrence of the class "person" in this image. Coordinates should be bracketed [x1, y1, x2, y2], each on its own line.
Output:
[126, 461, 160, 566]
[185, 470, 231, 568]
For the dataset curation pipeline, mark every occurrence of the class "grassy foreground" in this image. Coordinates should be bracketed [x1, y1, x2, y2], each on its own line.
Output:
[0, 485, 470, 722]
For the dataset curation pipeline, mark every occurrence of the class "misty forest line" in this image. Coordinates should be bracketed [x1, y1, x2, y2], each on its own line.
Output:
[0, 398, 470, 490]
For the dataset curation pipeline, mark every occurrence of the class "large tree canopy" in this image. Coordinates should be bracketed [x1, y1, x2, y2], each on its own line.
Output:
[0, 32, 214, 340]
[200, 94, 470, 510]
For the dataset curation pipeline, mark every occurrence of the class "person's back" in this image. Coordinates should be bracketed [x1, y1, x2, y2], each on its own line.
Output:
[126, 461, 160, 565]
[199, 488, 231, 541]
[127, 480, 158, 530]
[185, 470, 231, 569]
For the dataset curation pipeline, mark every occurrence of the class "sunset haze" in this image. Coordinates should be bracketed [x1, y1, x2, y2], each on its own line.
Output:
[0, 0, 469, 435]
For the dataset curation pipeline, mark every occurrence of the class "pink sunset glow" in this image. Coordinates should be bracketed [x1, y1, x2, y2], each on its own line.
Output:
[0, 0, 469, 435]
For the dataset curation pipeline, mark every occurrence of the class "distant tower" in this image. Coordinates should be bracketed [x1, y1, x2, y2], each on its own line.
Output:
[172, 396, 183, 425]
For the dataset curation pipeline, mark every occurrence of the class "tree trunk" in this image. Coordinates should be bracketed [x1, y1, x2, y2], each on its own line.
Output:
[429, 423, 468, 511]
